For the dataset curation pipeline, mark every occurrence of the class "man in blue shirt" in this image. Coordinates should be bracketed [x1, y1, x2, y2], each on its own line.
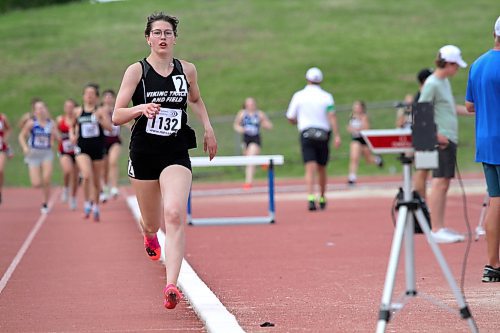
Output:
[465, 16, 500, 283]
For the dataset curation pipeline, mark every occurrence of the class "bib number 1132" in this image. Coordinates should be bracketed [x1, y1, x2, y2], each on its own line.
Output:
[146, 108, 182, 136]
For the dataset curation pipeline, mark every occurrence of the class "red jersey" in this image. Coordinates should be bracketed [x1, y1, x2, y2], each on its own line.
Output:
[57, 116, 75, 154]
[0, 113, 8, 151]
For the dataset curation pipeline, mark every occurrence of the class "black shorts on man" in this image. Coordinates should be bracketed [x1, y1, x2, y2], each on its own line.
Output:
[432, 141, 456, 178]
[300, 132, 330, 166]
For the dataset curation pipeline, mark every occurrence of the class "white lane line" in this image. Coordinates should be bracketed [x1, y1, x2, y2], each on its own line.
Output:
[126, 196, 245, 333]
[0, 192, 58, 295]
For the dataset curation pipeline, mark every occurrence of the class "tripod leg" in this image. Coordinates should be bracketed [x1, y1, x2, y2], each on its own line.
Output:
[376, 206, 408, 333]
[475, 194, 489, 240]
[414, 208, 479, 333]
[404, 209, 416, 295]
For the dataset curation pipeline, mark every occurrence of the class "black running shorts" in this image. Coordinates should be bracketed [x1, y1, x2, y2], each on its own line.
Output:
[75, 143, 104, 161]
[300, 135, 330, 166]
[104, 136, 122, 155]
[128, 150, 192, 180]
[351, 136, 367, 145]
[243, 134, 261, 148]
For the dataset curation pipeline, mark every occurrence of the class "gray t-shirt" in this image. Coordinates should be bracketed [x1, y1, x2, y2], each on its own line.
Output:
[418, 74, 458, 143]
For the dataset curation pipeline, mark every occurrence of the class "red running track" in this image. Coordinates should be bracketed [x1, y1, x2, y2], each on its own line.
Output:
[0, 188, 203, 332]
[0, 175, 499, 332]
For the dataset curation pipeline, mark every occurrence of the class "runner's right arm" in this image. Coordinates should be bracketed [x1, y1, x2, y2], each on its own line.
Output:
[18, 119, 33, 155]
[113, 62, 160, 125]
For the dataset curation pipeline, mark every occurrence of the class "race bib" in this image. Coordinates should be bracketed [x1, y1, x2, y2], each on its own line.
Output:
[146, 108, 182, 136]
[33, 135, 50, 149]
[81, 122, 100, 138]
[104, 125, 120, 137]
[244, 125, 259, 136]
[62, 139, 74, 153]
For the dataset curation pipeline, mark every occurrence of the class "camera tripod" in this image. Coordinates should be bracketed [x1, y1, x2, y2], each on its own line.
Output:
[474, 194, 489, 241]
[376, 155, 478, 333]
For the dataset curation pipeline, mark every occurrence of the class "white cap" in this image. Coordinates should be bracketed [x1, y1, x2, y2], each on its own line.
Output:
[305, 67, 323, 83]
[439, 45, 467, 68]
[495, 16, 500, 36]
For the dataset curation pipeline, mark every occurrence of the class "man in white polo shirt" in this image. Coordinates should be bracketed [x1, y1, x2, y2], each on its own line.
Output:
[286, 67, 341, 211]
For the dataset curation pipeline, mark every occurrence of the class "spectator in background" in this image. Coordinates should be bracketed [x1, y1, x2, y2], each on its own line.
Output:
[233, 97, 273, 189]
[0, 112, 12, 205]
[412, 68, 434, 201]
[396, 68, 433, 130]
[286, 67, 341, 211]
[418, 45, 470, 244]
[415, 68, 434, 104]
[346, 100, 383, 185]
[18, 99, 56, 214]
[465, 16, 500, 283]
[395, 94, 415, 129]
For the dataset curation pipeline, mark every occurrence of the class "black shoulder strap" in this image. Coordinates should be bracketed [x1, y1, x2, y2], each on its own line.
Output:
[139, 58, 151, 79]
[173, 58, 183, 74]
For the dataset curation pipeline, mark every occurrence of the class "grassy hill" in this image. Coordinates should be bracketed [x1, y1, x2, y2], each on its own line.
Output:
[0, 0, 496, 186]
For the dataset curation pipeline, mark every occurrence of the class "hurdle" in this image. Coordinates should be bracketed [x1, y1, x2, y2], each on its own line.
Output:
[187, 155, 284, 226]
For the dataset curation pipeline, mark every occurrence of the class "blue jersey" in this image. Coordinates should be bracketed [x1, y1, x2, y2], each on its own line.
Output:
[465, 49, 500, 164]
[241, 112, 260, 137]
[30, 119, 52, 149]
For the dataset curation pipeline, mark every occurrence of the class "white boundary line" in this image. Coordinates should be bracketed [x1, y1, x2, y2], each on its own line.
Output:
[125, 196, 245, 333]
[0, 192, 58, 295]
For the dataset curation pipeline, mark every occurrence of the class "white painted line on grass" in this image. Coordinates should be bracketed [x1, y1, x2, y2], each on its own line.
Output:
[126, 196, 245, 333]
[0, 192, 58, 295]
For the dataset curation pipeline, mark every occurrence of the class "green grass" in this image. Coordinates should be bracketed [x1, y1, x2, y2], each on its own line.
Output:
[1, 0, 494, 186]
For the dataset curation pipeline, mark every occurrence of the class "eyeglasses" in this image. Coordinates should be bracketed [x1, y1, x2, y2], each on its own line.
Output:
[151, 29, 174, 38]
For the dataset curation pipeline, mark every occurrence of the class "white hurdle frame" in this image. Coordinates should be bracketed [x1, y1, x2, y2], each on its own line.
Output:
[187, 155, 284, 226]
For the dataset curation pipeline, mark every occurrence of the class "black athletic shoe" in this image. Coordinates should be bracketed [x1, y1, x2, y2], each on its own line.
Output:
[319, 196, 327, 210]
[308, 200, 317, 211]
[482, 265, 500, 282]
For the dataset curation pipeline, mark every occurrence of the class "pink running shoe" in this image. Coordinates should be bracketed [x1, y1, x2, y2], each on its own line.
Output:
[144, 235, 161, 261]
[163, 284, 182, 309]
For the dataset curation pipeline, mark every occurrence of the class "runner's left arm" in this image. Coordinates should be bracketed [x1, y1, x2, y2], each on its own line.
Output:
[183, 60, 217, 160]
[259, 111, 273, 130]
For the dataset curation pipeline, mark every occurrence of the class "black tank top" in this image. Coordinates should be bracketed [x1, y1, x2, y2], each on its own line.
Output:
[130, 58, 196, 155]
[77, 107, 104, 147]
